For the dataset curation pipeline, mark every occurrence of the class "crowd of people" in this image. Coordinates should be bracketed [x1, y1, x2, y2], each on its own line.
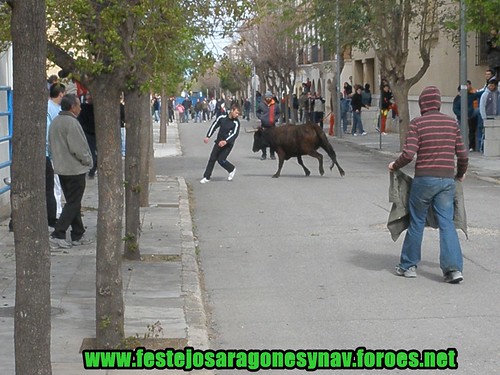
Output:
[45, 71, 126, 250]
[151, 95, 254, 125]
[453, 69, 500, 153]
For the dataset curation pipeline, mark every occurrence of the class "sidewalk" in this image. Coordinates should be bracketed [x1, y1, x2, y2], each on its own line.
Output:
[331, 128, 500, 184]
[0, 121, 212, 375]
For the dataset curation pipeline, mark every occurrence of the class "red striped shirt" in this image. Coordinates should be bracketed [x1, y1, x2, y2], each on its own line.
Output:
[393, 111, 468, 178]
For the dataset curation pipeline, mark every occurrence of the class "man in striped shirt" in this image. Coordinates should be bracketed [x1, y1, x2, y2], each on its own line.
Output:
[388, 86, 469, 284]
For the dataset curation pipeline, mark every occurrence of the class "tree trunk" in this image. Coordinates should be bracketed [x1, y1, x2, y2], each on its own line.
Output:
[139, 95, 152, 207]
[159, 87, 167, 143]
[388, 80, 411, 151]
[91, 78, 125, 348]
[10, 1, 52, 373]
[123, 89, 142, 260]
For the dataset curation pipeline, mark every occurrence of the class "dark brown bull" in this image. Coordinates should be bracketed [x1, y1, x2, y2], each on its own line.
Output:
[250, 122, 345, 178]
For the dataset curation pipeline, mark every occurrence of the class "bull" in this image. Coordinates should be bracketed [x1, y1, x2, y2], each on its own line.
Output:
[249, 122, 345, 178]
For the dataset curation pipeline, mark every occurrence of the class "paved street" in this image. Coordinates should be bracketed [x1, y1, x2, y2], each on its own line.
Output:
[156, 119, 500, 374]
[0, 118, 498, 374]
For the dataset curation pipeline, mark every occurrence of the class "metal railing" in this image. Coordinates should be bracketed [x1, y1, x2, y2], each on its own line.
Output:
[0, 86, 13, 195]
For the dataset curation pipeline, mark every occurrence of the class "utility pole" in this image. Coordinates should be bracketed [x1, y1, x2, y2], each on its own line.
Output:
[459, 0, 468, 148]
[335, 0, 342, 138]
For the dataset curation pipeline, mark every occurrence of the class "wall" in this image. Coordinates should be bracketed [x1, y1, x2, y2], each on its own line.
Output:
[0, 46, 13, 219]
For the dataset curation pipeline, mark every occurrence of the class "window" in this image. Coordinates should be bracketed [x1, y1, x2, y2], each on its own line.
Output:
[476, 32, 489, 66]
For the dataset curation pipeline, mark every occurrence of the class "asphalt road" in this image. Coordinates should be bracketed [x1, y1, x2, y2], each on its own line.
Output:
[155, 120, 500, 374]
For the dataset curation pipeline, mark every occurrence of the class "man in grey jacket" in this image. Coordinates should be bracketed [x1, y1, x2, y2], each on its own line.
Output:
[49, 94, 93, 249]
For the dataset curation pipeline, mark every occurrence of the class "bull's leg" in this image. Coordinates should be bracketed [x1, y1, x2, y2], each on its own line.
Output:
[308, 150, 324, 175]
[272, 154, 285, 178]
[297, 155, 311, 176]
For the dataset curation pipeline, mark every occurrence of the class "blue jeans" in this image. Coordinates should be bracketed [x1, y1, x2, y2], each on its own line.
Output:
[351, 111, 364, 134]
[399, 177, 463, 274]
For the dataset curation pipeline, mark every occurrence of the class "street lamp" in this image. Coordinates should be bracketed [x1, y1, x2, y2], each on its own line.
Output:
[459, 0, 468, 148]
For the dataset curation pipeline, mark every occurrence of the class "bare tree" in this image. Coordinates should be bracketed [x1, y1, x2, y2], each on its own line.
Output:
[363, 0, 442, 149]
[8, 0, 52, 373]
[238, 10, 300, 123]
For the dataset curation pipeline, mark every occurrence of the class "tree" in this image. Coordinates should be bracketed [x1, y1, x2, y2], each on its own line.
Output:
[218, 56, 252, 97]
[464, 0, 500, 32]
[305, 0, 446, 149]
[236, 5, 301, 123]
[7, 0, 52, 373]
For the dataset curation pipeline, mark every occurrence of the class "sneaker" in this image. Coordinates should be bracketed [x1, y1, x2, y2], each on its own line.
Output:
[200, 178, 210, 184]
[228, 168, 236, 181]
[353, 133, 358, 137]
[270, 155, 276, 160]
[382, 132, 388, 135]
[49, 237, 72, 249]
[71, 235, 93, 246]
[444, 271, 463, 284]
[361, 131, 367, 136]
[395, 265, 417, 278]
[260, 155, 267, 160]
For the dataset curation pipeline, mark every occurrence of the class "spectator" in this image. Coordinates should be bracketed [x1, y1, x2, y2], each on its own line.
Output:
[292, 94, 299, 124]
[152, 96, 160, 123]
[361, 83, 372, 106]
[202, 98, 209, 122]
[479, 79, 500, 121]
[350, 85, 368, 136]
[379, 84, 394, 135]
[313, 92, 326, 129]
[46, 83, 66, 228]
[256, 91, 280, 160]
[340, 94, 350, 134]
[168, 97, 174, 123]
[452, 86, 461, 123]
[243, 98, 251, 121]
[48, 94, 93, 249]
[298, 91, 307, 123]
[77, 92, 97, 178]
[194, 99, 203, 123]
[181, 96, 192, 123]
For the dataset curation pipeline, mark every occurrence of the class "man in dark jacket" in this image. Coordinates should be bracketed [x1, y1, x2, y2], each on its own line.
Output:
[388, 86, 469, 284]
[256, 91, 280, 160]
[200, 104, 241, 183]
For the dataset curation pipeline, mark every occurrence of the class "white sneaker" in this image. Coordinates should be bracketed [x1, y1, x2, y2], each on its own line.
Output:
[200, 178, 210, 184]
[228, 168, 236, 181]
[361, 131, 367, 136]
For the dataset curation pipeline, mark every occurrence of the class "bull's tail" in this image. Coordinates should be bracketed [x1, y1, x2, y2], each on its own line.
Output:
[316, 127, 345, 177]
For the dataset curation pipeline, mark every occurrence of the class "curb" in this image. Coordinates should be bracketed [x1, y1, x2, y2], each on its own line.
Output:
[177, 177, 212, 351]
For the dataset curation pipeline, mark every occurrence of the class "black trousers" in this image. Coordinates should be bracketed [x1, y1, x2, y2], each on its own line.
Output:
[52, 173, 86, 241]
[203, 143, 235, 179]
[46, 157, 57, 227]
[261, 128, 275, 158]
[85, 132, 97, 177]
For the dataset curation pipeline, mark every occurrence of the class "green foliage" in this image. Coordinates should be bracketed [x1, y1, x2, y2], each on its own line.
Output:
[464, 0, 500, 33]
[218, 56, 251, 95]
[44, 0, 248, 94]
[0, 2, 11, 53]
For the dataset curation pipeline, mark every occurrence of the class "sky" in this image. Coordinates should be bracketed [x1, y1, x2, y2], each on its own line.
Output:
[205, 34, 233, 57]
